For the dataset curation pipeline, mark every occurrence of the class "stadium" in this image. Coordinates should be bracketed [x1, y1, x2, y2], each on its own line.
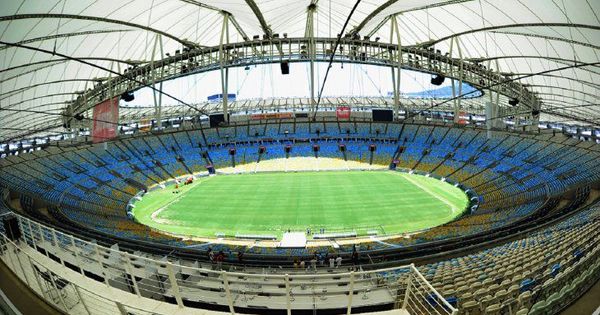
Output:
[0, 1, 599, 315]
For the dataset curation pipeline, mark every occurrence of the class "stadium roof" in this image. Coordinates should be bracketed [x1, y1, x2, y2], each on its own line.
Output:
[1, 0, 599, 142]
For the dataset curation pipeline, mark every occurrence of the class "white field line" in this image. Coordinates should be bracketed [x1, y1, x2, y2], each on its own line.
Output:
[397, 173, 459, 217]
[150, 176, 212, 224]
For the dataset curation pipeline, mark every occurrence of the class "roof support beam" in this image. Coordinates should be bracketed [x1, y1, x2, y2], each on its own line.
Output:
[352, 0, 475, 37]
[525, 85, 599, 100]
[0, 29, 132, 52]
[178, 0, 221, 11]
[178, 0, 250, 41]
[470, 55, 600, 77]
[245, 0, 272, 38]
[227, 14, 250, 41]
[0, 123, 64, 142]
[542, 108, 600, 125]
[0, 58, 143, 84]
[418, 23, 600, 47]
[350, 0, 394, 37]
[0, 14, 203, 49]
[1, 102, 71, 119]
[0, 57, 145, 75]
[0, 79, 102, 101]
[467, 55, 599, 65]
[538, 94, 598, 108]
[501, 74, 600, 89]
[490, 31, 600, 51]
[3, 93, 82, 110]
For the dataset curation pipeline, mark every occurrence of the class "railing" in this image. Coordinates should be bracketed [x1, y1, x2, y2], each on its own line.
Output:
[0, 212, 457, 315]
[0, 233, 154, 315]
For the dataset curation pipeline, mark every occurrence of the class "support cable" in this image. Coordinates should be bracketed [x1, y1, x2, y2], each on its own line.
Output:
[0, 40, 211, 143]
[312, 0, 362, 120]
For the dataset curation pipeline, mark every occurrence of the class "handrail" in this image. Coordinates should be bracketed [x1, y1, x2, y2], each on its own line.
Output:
[1, 213, 457, 314]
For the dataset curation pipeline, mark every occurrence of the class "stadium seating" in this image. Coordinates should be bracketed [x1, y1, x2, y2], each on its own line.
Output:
[1, 121, 599, 256]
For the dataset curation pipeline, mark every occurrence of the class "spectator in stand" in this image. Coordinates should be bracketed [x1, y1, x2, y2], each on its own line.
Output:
[329, 256, 335, 269]
[351, 250, 359, 270]
[318, 252, 325, 266]
[216, 250, 225, 269]
[335, 255, 342, 268]
[208, 248, 214, 264]
[310, 256, 317, 271]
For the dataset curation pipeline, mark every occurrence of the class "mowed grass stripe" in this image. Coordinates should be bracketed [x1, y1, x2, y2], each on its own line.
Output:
[133, 171, 468, 237]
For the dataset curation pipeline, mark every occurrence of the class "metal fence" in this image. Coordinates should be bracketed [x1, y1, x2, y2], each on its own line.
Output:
[0, 213, 457, 315]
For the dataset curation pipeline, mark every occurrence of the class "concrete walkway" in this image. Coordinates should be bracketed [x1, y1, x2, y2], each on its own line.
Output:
[561, 277, 600, 315]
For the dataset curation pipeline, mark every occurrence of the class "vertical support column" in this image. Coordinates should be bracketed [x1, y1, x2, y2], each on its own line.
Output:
[26, 219, 37, 251]
[390, 14, 402, 121]
[347, 271, 355, 315]
[285, 274, 292, 315]
[73, 286, 92, 315]
[94, 244, 111, 287]
[449, 37, 457, 124]
[485, 60, 495, 139]
[457, 39, 463, 122]
[487, 59, 503, 134]
[450, 37, 464, 124]
[0, 235, 16, 272]
[166, 262, 184, 308]
[485, 101, 499, 139]
[151, 34, 164, 130]
[124, 253, 141, 297]
[307, 5, 316, 118]
[41, 227, 51, 259]
[106, 61, 117, 136]
[12, 241, 33, 288]
[531, 97, 540, 130]
[221, 271, 235, 314]
[16, 217, 26, 244]
[513, 93, 520, 129]
[402, 273, 413, 309]
[115, 301, 129, 315]
[37, 223, 48, 258]
[27, 255, 49, 301]
[51, 228, 65, 267]
[70, 235, 85, 276]
[220, 13, 230, 123]
[48, 269, 69, 312]
[494, 59, 501, 128]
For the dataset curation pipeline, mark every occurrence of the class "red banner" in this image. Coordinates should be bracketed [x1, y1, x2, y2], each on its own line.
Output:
[92, 97, 119, 143]
[458, 111, 468, 125]
[336, 106, 351, 119]
[250, 112, 293, 120]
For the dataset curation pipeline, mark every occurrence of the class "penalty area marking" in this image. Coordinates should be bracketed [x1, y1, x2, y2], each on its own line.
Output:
[396, 172, 460, 219]
[149, 176, 212, 225]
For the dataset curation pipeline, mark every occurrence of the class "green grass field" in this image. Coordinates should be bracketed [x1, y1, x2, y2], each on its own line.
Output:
[132, 171, 468, 238]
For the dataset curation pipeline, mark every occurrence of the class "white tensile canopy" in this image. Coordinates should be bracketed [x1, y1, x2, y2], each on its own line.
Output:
[0, 0, 598, 141]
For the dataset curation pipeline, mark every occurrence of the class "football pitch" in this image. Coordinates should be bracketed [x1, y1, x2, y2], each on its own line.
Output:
[132, 171, 468, 239]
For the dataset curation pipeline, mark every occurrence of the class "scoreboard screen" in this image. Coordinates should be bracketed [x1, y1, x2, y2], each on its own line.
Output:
[372, 109, 393, 122]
